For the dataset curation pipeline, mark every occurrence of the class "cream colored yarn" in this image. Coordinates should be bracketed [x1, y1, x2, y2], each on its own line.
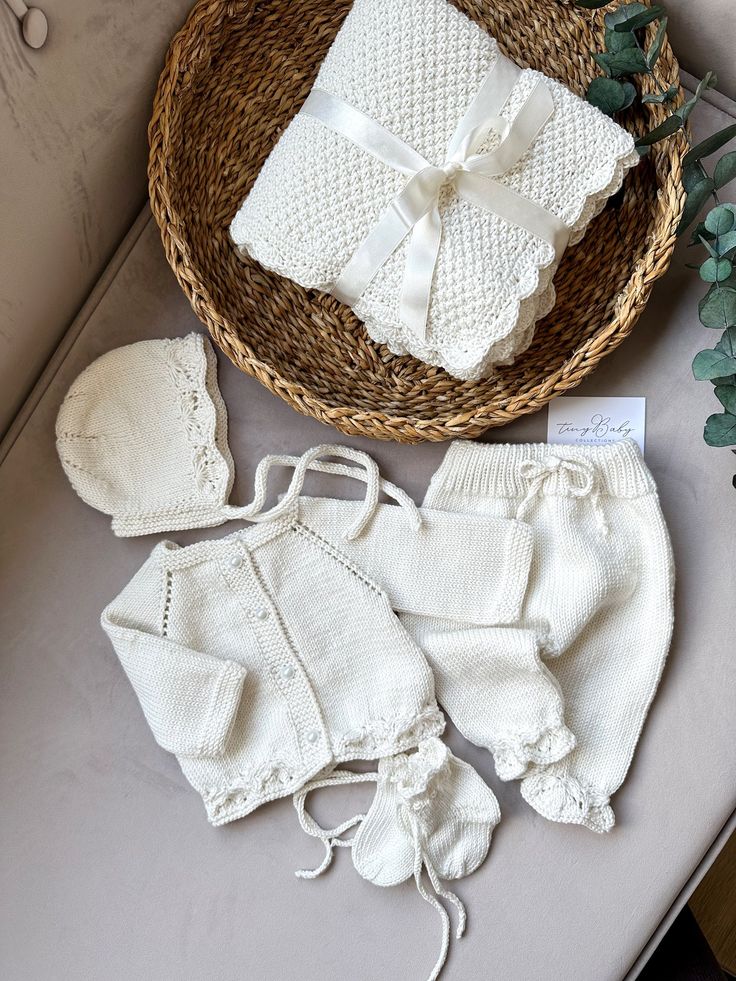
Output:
[296, 496, 575, 782]
[421, 439, 675, 832]
[100, 444, 535, 828]
[56, 333, 236, 537]
[102, 516, 445, 826]
[294, 737, 501, 981]
[230, 0, 638, 379]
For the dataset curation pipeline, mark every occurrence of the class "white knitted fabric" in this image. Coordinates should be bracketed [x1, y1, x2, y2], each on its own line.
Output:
[356, 738, 501, 981]
[290, 496, 533, 624]
[296, 496, 575, 783]
[230, 0, 639, 379]
[294, 738, 501, 981]
[56, 334, 236, 536]
[100, 445, 534, 827]
[418, 439, 675, 832]
[351, 738, 500, 887]
[102, 518, 444, 826]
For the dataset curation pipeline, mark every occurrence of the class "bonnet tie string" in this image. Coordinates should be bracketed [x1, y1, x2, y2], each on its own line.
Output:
[226, 443, 422, 540]
[516, 455, 608, 535]
[292, 769, 378, 878]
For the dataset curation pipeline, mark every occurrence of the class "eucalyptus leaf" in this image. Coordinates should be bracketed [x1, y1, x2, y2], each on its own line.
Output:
[642, 85, 679, 105]
[602, 48, 650, 77]
[635, 114, 682, 147]
[683, 162, 709, 194]
[605, 27, 637, 54]
[689, 221, 713, 246]
[704, 411, 736, 447]
[716, 326, 736, 357]
[699, 236, 719, 260]
[677, 178, 716, 235]
[716, 386, 736, 414]
[699, 288, 736, 329]
[694, 71, 718, 100]
[592, 52, 613, 78]
[586, 77, 629, 115]
[716, 230, 736, 258]
[714, 151, 736, 190]
[705, 205, 735, 236]
[711, 375, 736, 387]
[692, 349, 736, 380]
[646, 16, 668, 68]
[613, 5, 665, 32]
[682, 124, 736, 169]
[604, 3, 647, 29]
[678, 74, 719, 125]
[620, 81, 637, 109]
[677, 97, 699, 124]
[700, 257, 733, 283]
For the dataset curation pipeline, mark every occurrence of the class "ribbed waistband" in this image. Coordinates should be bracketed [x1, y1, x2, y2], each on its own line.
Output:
[428, 439, 655, 500]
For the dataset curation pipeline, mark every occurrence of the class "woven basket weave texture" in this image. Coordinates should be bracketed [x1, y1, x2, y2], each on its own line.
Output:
[149, 0, 685, 443]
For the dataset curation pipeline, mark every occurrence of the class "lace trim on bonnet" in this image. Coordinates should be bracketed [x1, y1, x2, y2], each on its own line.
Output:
[163, 334, 234, 504]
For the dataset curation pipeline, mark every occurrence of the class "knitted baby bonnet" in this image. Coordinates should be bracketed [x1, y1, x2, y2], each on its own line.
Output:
[56, 333, 420, 541]
[56, 334, 236, 537]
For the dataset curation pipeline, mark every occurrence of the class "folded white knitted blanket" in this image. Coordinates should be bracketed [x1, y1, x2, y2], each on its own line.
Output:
[230, 0, 639, 380]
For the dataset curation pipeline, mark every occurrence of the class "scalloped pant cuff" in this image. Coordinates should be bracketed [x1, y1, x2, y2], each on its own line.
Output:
[520, 770, 615, 833]
[491, 722, 576, 782]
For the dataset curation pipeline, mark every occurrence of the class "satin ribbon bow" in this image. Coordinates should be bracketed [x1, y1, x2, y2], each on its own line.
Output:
[301, 53, 569, 341]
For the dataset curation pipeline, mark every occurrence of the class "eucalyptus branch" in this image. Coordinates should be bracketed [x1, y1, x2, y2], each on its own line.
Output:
[576, 0, 736, 473]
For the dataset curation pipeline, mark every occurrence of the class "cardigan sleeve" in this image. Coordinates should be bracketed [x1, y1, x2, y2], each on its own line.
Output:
[295, 497, 534, 625]
[101, 547, 247, 758]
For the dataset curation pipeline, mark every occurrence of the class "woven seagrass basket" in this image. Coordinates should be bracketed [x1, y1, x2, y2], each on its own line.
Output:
[149, 0, 685, 443]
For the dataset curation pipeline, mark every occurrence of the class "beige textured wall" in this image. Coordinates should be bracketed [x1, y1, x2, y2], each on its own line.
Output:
[0, 0, 734, 435]
[0, 0, 192, 433]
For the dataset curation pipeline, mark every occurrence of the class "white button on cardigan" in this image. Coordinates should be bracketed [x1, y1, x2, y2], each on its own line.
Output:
[101, 496, 532, 827]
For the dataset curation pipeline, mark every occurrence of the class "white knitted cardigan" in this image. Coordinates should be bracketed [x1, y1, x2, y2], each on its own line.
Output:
[101, 454, 533, 826]
[230, 0, 638, 379]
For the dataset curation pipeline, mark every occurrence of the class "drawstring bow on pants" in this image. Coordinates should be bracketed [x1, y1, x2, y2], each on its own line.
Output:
[516, 455, 608, 535]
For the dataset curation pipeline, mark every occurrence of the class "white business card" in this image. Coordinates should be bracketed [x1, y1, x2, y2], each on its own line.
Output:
[547, 396, 646, 453]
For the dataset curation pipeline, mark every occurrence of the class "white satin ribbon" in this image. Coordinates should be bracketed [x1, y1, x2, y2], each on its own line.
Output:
[300, 54, 569, 341]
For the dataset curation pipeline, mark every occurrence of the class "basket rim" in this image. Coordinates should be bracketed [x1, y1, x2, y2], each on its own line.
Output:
[148, 0, 686, 442]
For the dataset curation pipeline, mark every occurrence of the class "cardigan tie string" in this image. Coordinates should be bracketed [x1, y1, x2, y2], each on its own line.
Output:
[293, 769, 378, 878]
[227, 443, 422, 540]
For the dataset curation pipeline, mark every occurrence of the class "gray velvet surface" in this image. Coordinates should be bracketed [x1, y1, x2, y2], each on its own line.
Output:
[2, 196, 736, 978]
[1, 0, 735, 436]
[0, 0, 193, 432]
[2, 65, 736, 981]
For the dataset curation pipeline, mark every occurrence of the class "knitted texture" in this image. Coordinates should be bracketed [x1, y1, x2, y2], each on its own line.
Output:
[353, 737, 501, 981]
[56, 334, 236, 536]
[421, 439, 675, 832]
[352, 737, 501, 888]
[293, 497, 533, 624]
[294, 498, 574, 782]
[294, 739, 500, 981]
[102, 515, 445, 826]
[230, 0, 639, 380]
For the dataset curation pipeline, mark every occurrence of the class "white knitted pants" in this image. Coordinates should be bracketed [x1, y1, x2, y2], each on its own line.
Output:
[405, 439, 674, 832]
